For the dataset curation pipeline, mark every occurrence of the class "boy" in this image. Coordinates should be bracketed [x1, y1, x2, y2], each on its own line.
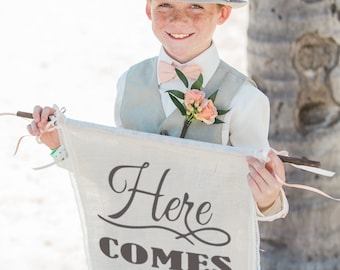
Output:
[28, 0, 288, 220]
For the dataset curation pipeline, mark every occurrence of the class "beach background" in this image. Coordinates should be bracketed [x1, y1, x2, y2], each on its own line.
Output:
[0, 1, 248, 269]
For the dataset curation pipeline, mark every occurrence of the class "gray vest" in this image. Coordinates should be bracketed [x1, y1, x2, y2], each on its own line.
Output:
[121, 57, 253, 144]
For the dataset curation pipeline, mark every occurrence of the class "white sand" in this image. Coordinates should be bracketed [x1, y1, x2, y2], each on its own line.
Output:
[0, 1, 248, 269]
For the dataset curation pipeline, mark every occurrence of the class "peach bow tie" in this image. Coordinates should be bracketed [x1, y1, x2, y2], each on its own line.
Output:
[158, 61, 202, 84]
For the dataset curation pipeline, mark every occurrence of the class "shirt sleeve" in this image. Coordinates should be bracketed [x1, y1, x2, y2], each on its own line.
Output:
[227, 81, 289, 220]
[228, 81, 270, 150]
[50, 145, 72, 171]
[256, 189, 289, 222]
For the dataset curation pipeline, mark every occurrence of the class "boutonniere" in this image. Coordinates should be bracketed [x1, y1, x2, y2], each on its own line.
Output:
[167, 68, 230, 138]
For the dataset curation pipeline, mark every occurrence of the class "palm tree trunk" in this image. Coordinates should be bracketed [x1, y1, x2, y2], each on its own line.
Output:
[247, 0, 340, 269]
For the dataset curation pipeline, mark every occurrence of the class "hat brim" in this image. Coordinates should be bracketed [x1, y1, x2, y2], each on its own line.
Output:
[176, 1, 247, 8]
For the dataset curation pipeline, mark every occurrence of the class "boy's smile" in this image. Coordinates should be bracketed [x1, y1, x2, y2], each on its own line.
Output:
[146, 0, 231, 63]
[167, 32, 193, 39]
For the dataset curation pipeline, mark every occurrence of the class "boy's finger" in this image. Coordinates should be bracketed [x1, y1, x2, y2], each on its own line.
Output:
[32, 105, 43, 123]
[27, 121, 40, 136]
[268, 150, 286, 182]
[41, 106, 55, 124]
[247, 156, 272, 182]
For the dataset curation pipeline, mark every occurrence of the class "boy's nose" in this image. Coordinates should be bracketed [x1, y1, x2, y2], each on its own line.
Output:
[170, 9, 189, 23]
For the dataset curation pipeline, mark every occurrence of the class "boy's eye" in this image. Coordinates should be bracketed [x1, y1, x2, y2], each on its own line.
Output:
[190, 4, 203, 9]
[159, 3, 171, 8]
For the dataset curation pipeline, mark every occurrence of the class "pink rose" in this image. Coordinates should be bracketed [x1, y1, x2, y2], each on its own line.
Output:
[184, 89, 205, 112]
[195, 99, 218, 125]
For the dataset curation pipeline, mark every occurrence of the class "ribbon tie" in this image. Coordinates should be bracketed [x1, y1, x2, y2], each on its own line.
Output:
[158, 61, 202, 84]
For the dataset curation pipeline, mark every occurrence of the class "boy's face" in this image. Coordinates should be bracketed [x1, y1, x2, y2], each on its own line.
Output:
[146, 0, 231, 63]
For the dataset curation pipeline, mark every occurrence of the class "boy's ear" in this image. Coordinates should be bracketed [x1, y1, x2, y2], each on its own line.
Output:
[145, 2, 152, 20]
[217, 6, 232, 25]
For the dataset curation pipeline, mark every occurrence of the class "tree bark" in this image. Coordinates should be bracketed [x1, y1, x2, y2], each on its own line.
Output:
[247, 0, 340, 269]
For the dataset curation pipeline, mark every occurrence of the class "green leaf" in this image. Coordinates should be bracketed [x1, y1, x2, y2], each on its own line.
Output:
[214, 118, 225, 124]
[217, 109, 230, 116]
[208, 89, 219, 102]
[168, 94, 186, 115]
[191, 73, 203, 90]
[175, 68, 189, 88]
[166, 90, 185, 100]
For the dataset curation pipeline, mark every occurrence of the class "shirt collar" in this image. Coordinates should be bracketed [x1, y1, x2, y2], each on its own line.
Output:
[157, 42, 220, 87]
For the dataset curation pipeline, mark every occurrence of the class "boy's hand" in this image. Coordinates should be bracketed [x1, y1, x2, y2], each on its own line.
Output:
[27, 105, 61, 150]
[247, 151, 285, 212]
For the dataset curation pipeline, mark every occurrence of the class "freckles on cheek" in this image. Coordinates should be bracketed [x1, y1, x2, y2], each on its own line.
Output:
[153, 17, 166, 29]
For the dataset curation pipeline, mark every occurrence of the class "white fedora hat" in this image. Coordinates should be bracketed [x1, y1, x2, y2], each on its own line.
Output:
[177, 0, 247, 8]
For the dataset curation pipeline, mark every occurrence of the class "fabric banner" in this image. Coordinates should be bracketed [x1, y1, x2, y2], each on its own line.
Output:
[58, 116, 259, 270]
